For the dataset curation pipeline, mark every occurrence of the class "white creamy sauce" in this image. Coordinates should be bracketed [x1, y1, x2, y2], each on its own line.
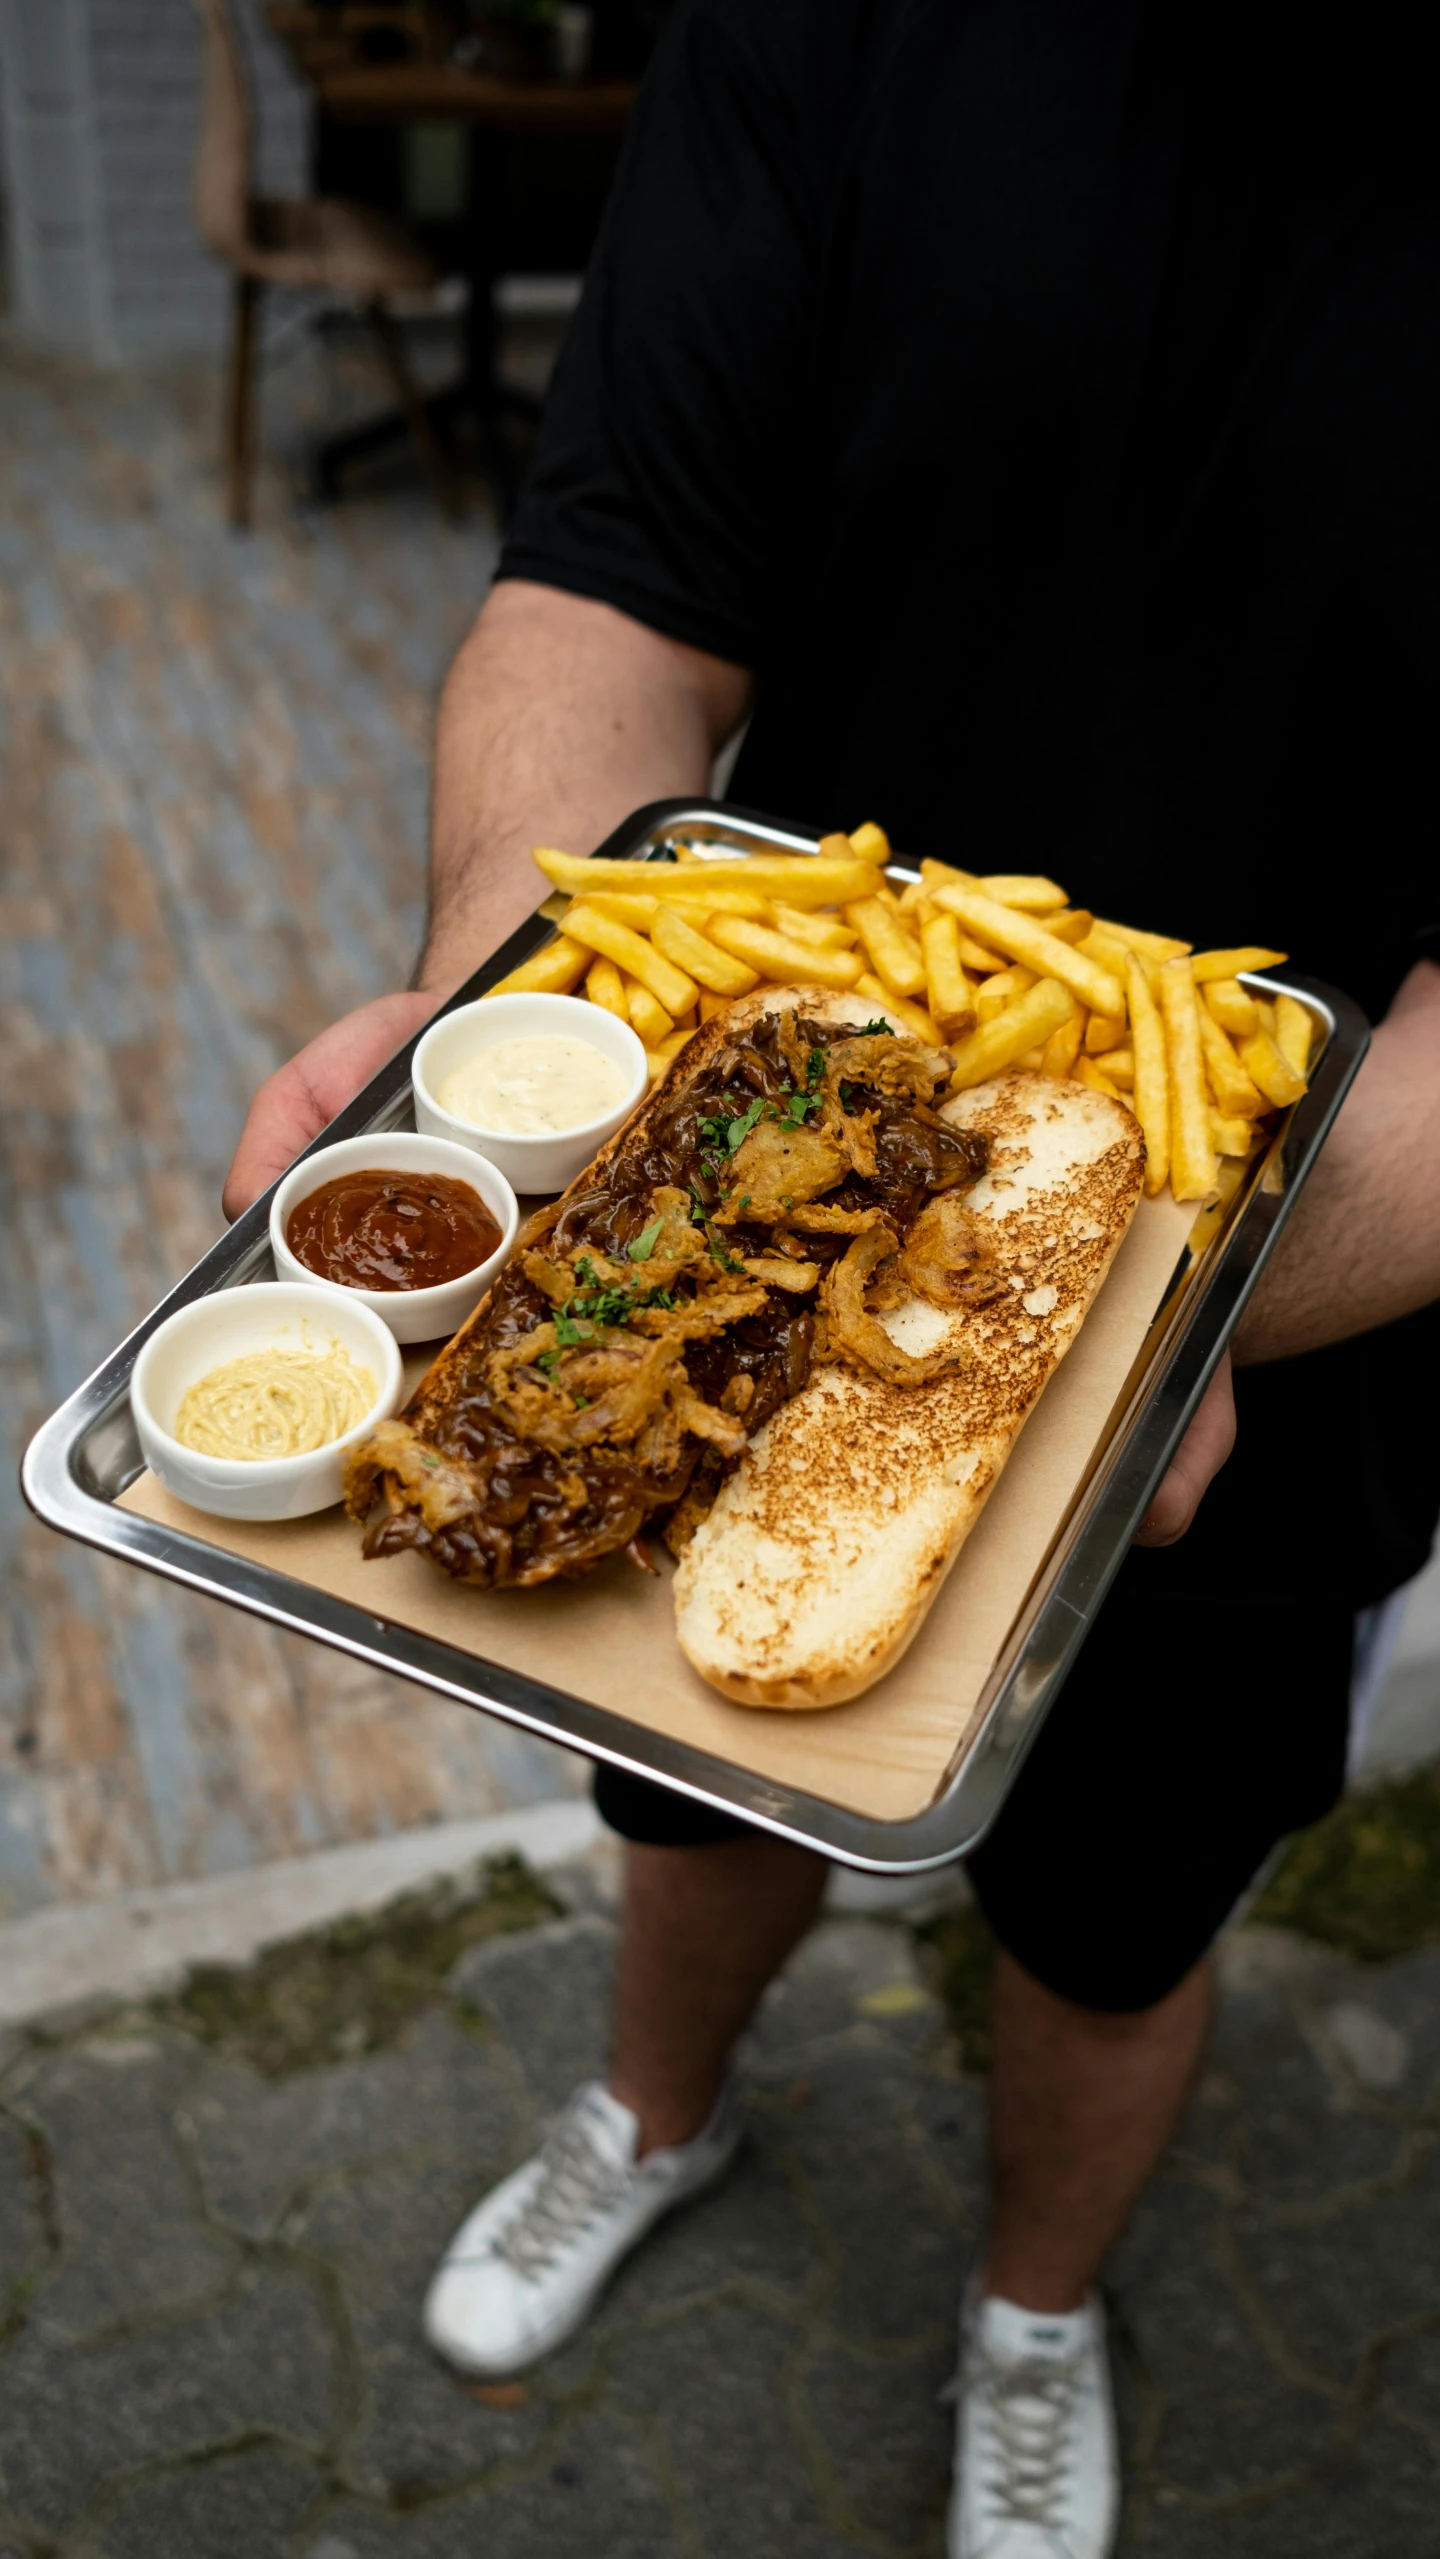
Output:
[437, 1035, 627, 1136]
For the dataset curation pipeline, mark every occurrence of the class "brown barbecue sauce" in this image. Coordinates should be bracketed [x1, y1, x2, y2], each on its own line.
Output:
[286, 1169, 501, 1293]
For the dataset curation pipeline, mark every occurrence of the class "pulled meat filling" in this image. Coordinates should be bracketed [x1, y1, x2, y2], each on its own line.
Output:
[345, 1012, 989, 1587]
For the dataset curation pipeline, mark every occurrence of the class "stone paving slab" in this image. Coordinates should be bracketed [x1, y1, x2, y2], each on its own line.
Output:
[0, 1867, 1437, 2557]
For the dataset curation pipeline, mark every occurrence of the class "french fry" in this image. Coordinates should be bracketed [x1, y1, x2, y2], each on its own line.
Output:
[770, 902, 859, 951]
[978, 874, 1069, 911]
[708, 915, 864, 991]
[854, 973, 939, 1043]
[897, 880, 932, 916]
[957, 931, 1010, 973]
[1075, 1054, 1123, 1101]
[931, 888, 1127, 1018]
[581, 890, 661, 931]
[977, 963, 1038, 1024]
[1204, 978, 1261, 1039]
[585, 954, 629, 1018]
[1158, 958, 1219, 1201]
[1078, 924, 1141, 981]
[622, 976, 675, 1045]
[848, 821, 892, 864]
[1254, 996, 1278, 1037]
[532, 849, 884, 908]
[484, 933, 590, 999]
[1274, 993, 1314, 1078]
[564, 901, 698, 1017]
[1040, 1012, 1085, 1078]
[947, 979, 1075, 1090]
[1189, 945, 1288, 984]
[1085, 1009, 1127, 1054]
[1196, 1002, 1267, 1117]
[1094, 917, 1192, 964]
[667, 883, 775, 920]
[919, 912, 976, 1037]
[846, 896, 930, 1000]
[651, 903, 761, 997]
[920, 856, 982, 896]
[645, 1027, 694, 1084]
[1238, 1030, 1308, 1108]
[1043, 909, 1095, 945]
[1210, 1111, 1258, 1156]
[698, 989, 730, 1023]
[1126, 955, 1170, 1198]
[1103, 1047, 1135, 1089]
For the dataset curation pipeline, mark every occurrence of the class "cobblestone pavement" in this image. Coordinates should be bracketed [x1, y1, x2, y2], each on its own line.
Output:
[1, 1864, 1437, 2558]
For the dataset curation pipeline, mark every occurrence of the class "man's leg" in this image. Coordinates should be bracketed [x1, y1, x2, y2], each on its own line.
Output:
[609, 1836, 829, 2153]
[424, 1824, 825, 2375]
[983, 1946, 1213, 2311]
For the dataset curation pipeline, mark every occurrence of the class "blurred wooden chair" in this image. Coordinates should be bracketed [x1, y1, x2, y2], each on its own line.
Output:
[190, 0, 461, 525]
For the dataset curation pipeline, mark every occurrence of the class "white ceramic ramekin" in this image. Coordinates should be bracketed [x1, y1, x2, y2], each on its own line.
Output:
[269, 1132, 518, 1344]
[411, 992, 647, 1193]
[130, 1283, 403, 1521]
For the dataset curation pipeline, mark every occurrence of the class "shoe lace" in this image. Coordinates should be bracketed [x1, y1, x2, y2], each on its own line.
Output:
[493, 2105, 630, 2280]
[975, 2348, 1080, 2528]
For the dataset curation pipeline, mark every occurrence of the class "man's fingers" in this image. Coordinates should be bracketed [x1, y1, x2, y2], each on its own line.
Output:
[222, 991, 441, 1222]
[1134, 1352, 1237, 1547]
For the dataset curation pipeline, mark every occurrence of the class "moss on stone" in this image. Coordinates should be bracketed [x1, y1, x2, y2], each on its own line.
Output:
[1251, 1765, 1440, 1963]
[913, 1903, 996, 2073]
[153, 1852, 561, 2077]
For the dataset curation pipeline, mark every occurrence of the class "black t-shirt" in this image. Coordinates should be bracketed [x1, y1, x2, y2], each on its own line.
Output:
[501, 0, 1440, 1605]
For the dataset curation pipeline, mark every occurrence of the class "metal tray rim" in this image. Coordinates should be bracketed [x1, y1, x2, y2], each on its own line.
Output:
[21, 801, 1371, 1871]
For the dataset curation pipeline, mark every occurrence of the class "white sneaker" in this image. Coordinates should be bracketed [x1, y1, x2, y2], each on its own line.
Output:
[423, 2078, 742, 2377]
[947, 2285, 1119, 2559]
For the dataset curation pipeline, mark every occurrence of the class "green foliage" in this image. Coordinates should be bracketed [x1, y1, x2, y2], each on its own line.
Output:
[913, 1902, 996, 2074]
[1251, 1766, 1440, 1963]
[153, 1853, 560, 2077]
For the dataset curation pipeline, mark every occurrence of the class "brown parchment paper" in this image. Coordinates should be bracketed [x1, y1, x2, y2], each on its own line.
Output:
[119, 1191, 1196, 1824]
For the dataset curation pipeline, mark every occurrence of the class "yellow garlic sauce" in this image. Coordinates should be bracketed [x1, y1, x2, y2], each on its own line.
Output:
[174, 1344, 376, 1461]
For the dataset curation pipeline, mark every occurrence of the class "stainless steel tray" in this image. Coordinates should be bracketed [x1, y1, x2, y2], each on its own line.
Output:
[21, 802, 1370, 1871]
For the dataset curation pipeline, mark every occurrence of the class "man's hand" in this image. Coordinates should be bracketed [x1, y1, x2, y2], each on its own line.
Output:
[222, 990, 440, 1221]
[1133, 1353, 1235, 1547]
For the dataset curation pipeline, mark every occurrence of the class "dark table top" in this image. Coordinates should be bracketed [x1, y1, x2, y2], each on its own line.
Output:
[267, 7, 637, 132]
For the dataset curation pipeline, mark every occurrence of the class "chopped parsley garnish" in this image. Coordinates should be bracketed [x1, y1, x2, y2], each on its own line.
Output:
[703, 1224, 745, 1275]
[628, 1216, 665, 1262]
[737, 1194, 752, 1212]
[699, 1093, 771, 1154]
[862, 1017, 895, 1036]
[779, 1088, 814, 1129]
[552, 1306, 592, 1347]
[573, 1393, 591, 1410]
[536, 1346, 563, 1379]
[805, 1047, 827, 1090]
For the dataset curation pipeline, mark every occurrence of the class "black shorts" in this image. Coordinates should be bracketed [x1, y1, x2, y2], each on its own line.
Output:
[592, 1533, 1358, 2013]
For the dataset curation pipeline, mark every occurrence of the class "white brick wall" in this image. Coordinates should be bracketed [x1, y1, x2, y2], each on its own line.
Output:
[1, 0, 309, 359]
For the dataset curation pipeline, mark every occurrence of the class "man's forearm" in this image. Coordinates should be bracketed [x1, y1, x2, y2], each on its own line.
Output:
[1235, 959, 1440, 1365]
[420, 580, 751, 994]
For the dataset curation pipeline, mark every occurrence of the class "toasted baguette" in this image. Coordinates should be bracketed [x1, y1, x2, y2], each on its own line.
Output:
[672, 1065, 1144, 1708]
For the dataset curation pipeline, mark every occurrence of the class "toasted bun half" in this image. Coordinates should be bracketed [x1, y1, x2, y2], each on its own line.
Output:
[672, 1062, 1144, 1709]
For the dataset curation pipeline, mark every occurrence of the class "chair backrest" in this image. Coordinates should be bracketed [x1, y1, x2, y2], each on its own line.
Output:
[191, 0, 253, 263]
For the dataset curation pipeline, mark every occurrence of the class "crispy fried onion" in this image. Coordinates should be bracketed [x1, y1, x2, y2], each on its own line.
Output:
[876, 1190, 1006, 1312]
[823, 1034, 953, 1105]
[717, 1118, 845, 1222]
[816, 1216, 973, 1386]
[345, 1417, 488, 1535]
[740, 1253, 823, 1291]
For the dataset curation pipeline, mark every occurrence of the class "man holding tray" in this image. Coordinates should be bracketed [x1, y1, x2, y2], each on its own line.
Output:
[226, 5, 1440, 2549]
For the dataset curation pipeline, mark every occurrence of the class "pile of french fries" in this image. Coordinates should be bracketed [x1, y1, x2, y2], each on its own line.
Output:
[485, 825, 1313, 1206]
